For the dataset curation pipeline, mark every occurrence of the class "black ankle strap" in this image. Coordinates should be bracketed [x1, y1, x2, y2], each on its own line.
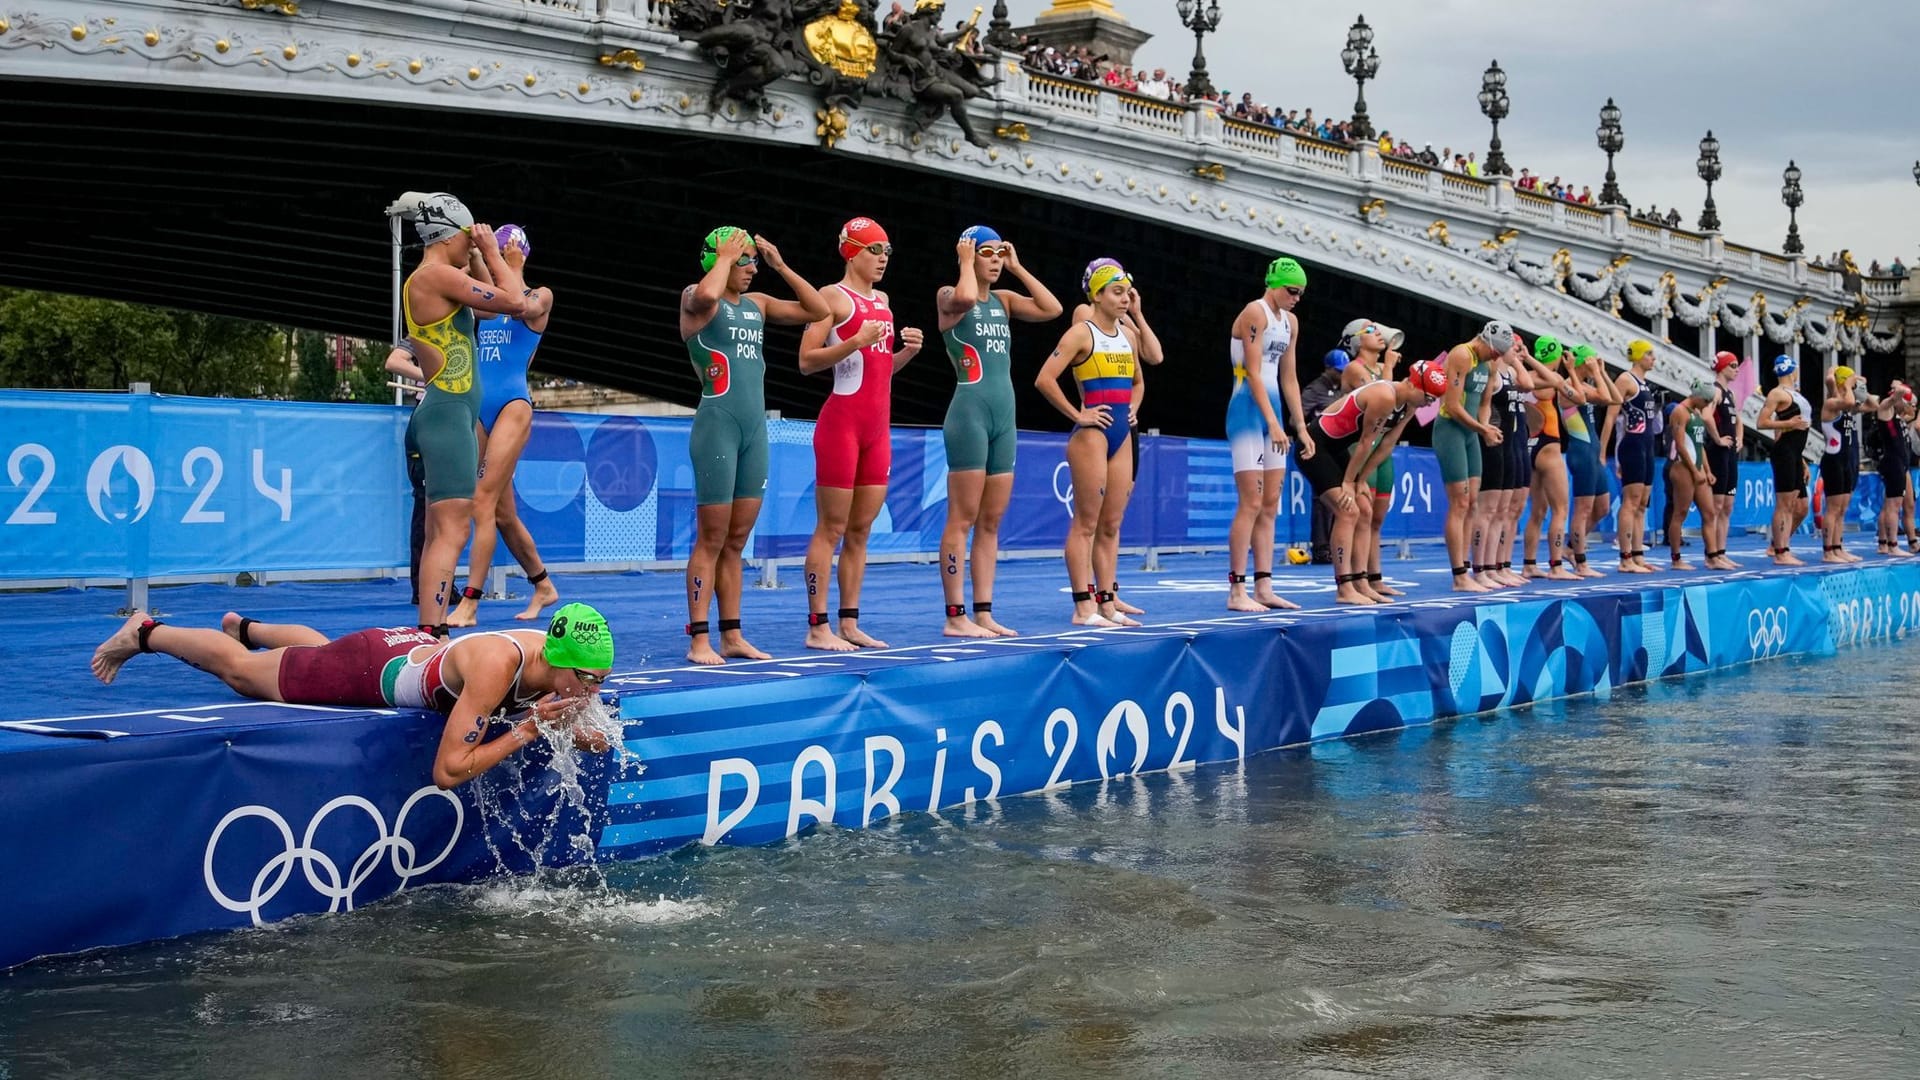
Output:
[1095, 590, 1115, 605]
[137, 618, 162, 653]
[838, 607, 859, 622]
[1452, 564, 1471, 577]
[972, 601, 992, 614]
[526, 568, 549, 585]
[1253, 571, 1272, 580]
[1227, 572, 1247, 584]
[1366, 573, 1382, 582]
[945, 604, 965, 618]
[807, 612, 829, 627]
[1071, 591, 1093, 603]
[718, 618, 742, 632]
[461, 586, 482, 601]
[686, 621, 710, 637]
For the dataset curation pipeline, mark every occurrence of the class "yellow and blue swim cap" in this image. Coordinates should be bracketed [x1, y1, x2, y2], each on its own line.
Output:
[1083, 258, 1131, 300]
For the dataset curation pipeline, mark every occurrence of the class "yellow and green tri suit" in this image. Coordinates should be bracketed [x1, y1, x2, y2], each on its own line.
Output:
[941, 294, 1018, 476]
[686, 295, 770, 506]
[404, 275, 482, 503]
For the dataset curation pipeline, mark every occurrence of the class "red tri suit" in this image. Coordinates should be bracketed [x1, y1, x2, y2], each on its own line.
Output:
[814, 282, 895, 488]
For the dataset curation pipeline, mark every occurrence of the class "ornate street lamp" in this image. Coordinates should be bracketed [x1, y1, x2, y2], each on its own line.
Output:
[1340, 14, 1380, 142]
[1782, 160, 1805, 256]
[1595, 97, 1625, 207]
[1175, 0, 1223, 100]
[1477, 60, 1510, 177]
[986, 0, 1017, 51]
[1696, 130, 1722, 232]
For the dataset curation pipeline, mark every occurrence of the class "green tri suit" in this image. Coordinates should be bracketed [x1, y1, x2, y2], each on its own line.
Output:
[687, 294, 771, 506]
[941, 293, 1017, 476]
[1431, 348, 1490, 484]
[403, 275, 483, 503]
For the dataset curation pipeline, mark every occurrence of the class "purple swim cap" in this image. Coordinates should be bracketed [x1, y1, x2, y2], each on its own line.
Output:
[496, 224, 531, 258]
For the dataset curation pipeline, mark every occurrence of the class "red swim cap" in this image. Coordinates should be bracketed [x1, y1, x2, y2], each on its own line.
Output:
[1712, 350, 1740, 373]
[838, 217, 888, 261]
[1410, 359, 1448, 397]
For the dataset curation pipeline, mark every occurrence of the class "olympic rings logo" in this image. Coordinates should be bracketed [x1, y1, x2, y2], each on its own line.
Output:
[1747, 605, 1789, 657]
[203, 787, 464, 926]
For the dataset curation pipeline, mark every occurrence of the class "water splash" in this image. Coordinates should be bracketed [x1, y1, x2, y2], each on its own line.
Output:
[469, 693, 646, 890]
[467, 870, 717, 930]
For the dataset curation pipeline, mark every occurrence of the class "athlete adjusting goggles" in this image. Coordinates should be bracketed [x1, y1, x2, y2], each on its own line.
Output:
[975, 244, 1011, 258]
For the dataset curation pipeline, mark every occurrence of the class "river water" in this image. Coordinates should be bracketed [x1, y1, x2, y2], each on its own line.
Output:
[4, 641, 1917, 1079]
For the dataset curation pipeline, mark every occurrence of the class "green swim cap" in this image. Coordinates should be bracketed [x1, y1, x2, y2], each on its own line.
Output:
[1533, 335, 1563, 364]
[1265, 256, 1308, 290]
[700, 226, 751, 273]
[1571, 344, 1598, 367]
[544, 602, 614, 671]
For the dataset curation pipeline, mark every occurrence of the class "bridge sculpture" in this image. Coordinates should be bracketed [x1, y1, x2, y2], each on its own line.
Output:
[1, 0, 1908, 402]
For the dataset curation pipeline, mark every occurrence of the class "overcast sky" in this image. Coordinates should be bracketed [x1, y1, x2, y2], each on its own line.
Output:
[1005, 0, 1920, 267]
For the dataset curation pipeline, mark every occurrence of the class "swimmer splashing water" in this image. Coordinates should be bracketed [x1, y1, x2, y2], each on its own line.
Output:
[91, 602, 616, 789]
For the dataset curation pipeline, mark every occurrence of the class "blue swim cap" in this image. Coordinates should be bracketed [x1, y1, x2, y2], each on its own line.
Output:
[1325, 348, 1351, 371]
[1773, 354, 1797, 377]
[959, 224, 1002, 246]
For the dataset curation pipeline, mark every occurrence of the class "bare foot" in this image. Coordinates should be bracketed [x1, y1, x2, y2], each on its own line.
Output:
[839, 624, 890, 649]
[1474, 572, 1506, 590]
[1630, 558, 1654, 573]
[720, 631, 771, 660]
[1100, 607, 1143, 627]
[1577, 563, 1607, 578]
[1453, 576, 1490, 593]
[514, 577, 561, 621]
[1773, 551, 1804, 567]
[1548, 567, 1581, 581]
[1227, 590, 1267, 613]
[1670, 559, 1695, 571]
[1523, 565, 1549, 579]
[1360, 586, 1394, 604]
[1071, 610, 1118, 627]
[221, 611, 247, 644]
[446, 597, 480, 628]
[1496, 569, 1528, 587]
[91, 611, 149, 685]
[1373, 582, 1405, 597]
[943, 615, 997, 638]
[806, 625, 860, 652]
[1822, 550, 1847, 564]
[1111, 596, 1145, 616]
[1336, 587, 1378, 606]
[687, 642, 726, 666]
[973, 614, 1020, 637]
[1842, 550, 1863, 564]
[1254, 590, 1303, 609]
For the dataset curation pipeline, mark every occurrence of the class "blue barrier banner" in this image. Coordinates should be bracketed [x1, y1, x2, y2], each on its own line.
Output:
[8, 388, 1909, 579]
[0, 392, 407, 579]
[7, 561, 1920, 968]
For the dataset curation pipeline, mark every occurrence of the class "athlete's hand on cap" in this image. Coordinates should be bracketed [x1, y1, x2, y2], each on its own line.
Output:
[718, 230, 754, 265]
[1077, 404, 1113, 429]
[957, 237, 976, 263]
[470, 223, 499, 253]
[1124, 286, 1142, 315]
[752, 234, 782, 269]
[1001, 241, 1021, 268]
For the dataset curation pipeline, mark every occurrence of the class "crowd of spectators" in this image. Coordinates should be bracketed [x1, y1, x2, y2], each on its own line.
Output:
[1018, 38, 1610, 194]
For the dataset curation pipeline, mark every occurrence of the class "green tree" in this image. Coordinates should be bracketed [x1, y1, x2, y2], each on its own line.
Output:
[290, 329, 340, 402]
[0, 288, 290, 397]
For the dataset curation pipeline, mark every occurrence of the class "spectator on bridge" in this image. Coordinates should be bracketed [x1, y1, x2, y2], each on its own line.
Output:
[1665, 208, 1683, 228]
[1136, 68, 1172, 100]
[1578, 186, 1594, 205]
[90, 605, 616, 790]
[1894, 258, 1908, 278]
[1417, 143, 1440, 166]
[1869, 259, 1884, 276]
[1465, 152, 1481, 177]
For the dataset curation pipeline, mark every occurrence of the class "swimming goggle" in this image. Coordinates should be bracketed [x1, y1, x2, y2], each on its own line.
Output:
[848, 240, 894, 257]
[1283, 286, 1305, 298]
[975, 244, 1012, 258]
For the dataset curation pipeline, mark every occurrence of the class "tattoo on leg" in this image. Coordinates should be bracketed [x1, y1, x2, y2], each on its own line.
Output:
[945, 554, 958, 576]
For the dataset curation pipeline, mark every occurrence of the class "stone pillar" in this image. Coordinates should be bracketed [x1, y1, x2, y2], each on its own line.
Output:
[1698, 321, 1716, 365]
[1014, 0, 1153, 69]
